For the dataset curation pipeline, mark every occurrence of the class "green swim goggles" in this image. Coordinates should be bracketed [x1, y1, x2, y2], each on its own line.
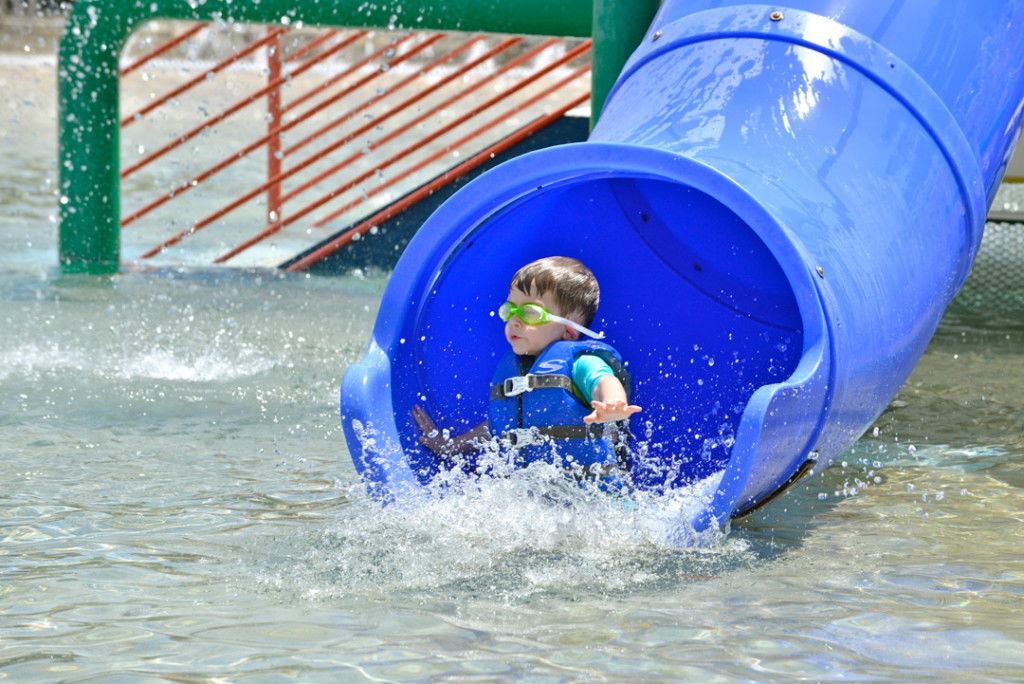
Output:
[497, 301, 605, 339]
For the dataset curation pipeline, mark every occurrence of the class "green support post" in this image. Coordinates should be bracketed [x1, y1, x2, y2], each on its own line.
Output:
[591, 0, 661, 126]
[57, 0, 654, 274]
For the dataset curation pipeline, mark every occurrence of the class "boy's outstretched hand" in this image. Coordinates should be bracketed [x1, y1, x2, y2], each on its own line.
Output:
[583, 399, 642, 424]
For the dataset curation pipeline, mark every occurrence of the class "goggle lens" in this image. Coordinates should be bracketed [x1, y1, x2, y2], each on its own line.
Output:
[498, 301, 550, 325]
[495, 300, 605, 339]
[520, 304, 547, 324]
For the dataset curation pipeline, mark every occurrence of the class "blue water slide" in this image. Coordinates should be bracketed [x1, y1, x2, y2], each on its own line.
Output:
[342, 1, 1024, 532]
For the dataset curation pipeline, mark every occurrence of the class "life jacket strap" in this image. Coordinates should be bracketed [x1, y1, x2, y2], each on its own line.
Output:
[490, 373, 573, 399]
[501, 423, 621, 445]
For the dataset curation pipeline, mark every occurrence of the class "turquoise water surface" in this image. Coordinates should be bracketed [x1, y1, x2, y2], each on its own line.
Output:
[2, 19, 1023, 682]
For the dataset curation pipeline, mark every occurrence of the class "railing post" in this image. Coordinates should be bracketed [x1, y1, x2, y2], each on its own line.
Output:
[590, 0, 660, 126]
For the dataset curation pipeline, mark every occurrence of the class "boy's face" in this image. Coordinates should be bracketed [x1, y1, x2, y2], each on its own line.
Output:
[504, 286, 579, 356]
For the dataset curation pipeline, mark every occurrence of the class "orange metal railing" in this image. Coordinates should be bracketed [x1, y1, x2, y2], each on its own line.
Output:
[118, 22, 591, 268]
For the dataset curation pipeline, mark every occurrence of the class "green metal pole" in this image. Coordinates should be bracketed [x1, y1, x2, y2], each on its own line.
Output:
[590, 0, 661, 126]
[57, 0, 658, 274]
[57, 7, 132, 274]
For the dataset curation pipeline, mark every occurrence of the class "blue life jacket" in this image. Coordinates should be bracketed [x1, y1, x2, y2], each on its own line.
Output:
[488, 340, 632, 479]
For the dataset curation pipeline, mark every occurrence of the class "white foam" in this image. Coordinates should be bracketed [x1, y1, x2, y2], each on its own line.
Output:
[0, 343, 89, 381]
[0, 342, 274, 382]
[116, 345, 274, 381]
[286, 453, 735, 602]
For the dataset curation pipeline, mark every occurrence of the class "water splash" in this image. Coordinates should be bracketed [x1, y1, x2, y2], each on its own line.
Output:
[0, 341, 273, 382]
[116, 344, 273, 381]
[257, 447, 738, 604]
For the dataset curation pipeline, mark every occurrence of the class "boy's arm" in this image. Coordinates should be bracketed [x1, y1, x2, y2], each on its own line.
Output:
[572, 354, 641, 424]
[583, 376, 642, 423]
[411, 404, 490, 456]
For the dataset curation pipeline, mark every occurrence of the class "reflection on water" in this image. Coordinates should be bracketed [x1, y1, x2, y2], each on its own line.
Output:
[2, 18, 1023, 683]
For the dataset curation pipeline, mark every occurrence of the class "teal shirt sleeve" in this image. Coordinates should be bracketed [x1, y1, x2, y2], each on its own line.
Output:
[571, 354, 615, 406]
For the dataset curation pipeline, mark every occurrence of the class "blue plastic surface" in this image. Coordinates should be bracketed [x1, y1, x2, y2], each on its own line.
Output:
[342, 1, 1024, 533]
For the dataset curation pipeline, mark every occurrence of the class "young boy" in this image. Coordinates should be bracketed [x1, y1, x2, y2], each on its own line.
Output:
[412, 256, 641, 482]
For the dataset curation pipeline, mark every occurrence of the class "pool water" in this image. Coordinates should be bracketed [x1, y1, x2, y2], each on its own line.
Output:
[2, 20, 1023, 682]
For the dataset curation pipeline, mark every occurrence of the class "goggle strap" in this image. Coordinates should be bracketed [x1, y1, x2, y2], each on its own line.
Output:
[545, 313, 605, 340]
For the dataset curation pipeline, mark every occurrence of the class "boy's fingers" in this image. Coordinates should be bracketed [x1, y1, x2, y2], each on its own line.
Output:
[411, 405, 436, 432]
[586, 401, 642, 423]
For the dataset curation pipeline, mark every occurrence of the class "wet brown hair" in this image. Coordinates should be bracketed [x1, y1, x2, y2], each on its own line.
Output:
[509, 256, 599, 325]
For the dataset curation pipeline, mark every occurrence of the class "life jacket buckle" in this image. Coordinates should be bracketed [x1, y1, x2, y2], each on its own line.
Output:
[505, 427, 540, 446]
[502, 375, 532, 397]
